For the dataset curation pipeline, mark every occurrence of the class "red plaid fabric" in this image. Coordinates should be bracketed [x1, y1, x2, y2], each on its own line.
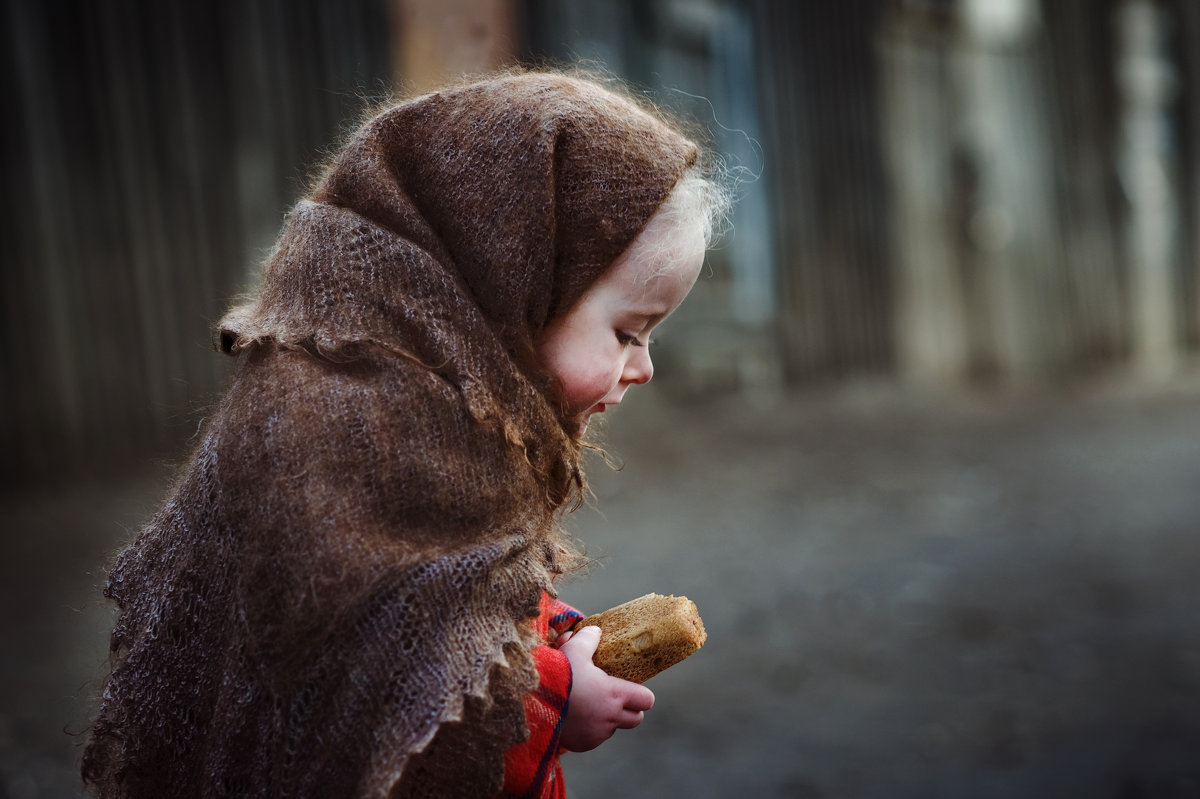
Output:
[499, 595, 584, 799]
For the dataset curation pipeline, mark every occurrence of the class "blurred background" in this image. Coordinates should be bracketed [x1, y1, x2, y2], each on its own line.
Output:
[3, 0, 1200, 796]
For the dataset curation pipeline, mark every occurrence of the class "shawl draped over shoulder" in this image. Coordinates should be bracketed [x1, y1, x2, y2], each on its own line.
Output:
[82, 73, 698, 797]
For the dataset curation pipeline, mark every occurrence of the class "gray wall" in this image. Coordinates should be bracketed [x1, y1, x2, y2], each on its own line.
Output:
[2, 0, 392, 486]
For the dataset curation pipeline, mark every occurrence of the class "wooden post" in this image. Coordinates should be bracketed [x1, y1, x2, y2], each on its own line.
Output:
[389, 0, 519, 94]
[1116, 0, 1180, 379]
[880, 8, 970, 385]
[954, 0, 1057, 383]
[882, 0, 1058, 386]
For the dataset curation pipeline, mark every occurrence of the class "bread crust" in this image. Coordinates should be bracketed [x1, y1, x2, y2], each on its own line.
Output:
[571, 593, 706, 683]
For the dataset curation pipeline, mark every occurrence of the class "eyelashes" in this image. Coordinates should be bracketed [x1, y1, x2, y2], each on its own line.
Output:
[616, 331, 656, 347]
[616, 331, 646, 347]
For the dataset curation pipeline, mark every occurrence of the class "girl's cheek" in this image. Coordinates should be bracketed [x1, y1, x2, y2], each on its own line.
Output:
[585, 369, 617, 403]
[579, 366, 621, 410]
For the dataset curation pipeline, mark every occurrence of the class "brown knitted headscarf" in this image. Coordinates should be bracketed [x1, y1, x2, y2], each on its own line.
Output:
[81, 72, 698, 798]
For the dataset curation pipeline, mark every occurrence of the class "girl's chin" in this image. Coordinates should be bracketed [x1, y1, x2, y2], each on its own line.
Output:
[572, 404, 607, 437]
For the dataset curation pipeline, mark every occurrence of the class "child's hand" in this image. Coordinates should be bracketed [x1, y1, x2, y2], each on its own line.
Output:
[556, 626, 655, 752]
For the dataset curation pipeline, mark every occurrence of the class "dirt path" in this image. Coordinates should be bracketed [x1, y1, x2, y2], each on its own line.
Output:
[559, 383, 1200, 798]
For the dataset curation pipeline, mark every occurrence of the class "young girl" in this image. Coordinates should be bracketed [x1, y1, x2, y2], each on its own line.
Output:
[82, 71, 725, 798]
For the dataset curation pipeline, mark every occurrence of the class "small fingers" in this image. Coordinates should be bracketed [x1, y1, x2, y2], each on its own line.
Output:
[622, 683, 655, 713]
[615, 709, 645, 730]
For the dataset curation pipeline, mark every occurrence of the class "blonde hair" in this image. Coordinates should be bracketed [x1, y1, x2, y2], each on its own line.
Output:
[626, 164, 733, 276]
[656, 164, 733, 251]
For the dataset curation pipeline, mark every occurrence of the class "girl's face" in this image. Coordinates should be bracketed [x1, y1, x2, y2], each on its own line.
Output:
[536, 211, 706, 436]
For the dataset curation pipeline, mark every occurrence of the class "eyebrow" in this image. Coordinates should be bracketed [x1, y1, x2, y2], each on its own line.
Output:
[625, 308, 669, 327]
[631, 292, 673, 321]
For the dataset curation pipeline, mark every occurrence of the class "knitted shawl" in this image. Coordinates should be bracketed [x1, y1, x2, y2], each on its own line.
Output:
[82, 73, 697, 798]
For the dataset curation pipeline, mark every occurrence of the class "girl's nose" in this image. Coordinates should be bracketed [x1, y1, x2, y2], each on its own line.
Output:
[623, 347, 653, 385]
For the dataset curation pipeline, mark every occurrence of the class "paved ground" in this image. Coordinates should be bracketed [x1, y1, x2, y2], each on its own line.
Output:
[4, 379, 1200, 798]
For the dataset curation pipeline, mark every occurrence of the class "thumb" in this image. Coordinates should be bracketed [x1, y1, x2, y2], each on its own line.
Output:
[563, 624, 602, 659]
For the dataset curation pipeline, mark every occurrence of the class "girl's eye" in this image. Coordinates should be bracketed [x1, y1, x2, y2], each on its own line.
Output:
[616, 331, 647, 347]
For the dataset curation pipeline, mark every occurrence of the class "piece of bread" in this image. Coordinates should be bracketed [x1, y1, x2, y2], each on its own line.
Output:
[571, 593, 707, 683]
